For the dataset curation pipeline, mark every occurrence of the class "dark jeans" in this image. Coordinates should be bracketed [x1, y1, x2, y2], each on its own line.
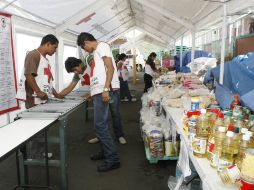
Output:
[92, 93, 119, 163]
[109, 90, 124, 138]
[119, 78, 132, 100]
[144, 73, 153, 93]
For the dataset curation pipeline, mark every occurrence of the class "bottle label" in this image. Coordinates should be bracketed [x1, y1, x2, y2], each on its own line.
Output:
[208, 140, 215, 153]
[188, 130, 196, 149]
[218, 159, 233, 172]
[211, 153, 219, 167]
[193, 137, 207, 154]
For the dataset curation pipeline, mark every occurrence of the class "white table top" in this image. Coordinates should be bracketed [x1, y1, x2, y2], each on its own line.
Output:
[163, 105, 238, 190]
[0, 118, 56, 159]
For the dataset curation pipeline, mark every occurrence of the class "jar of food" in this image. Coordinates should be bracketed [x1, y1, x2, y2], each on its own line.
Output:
[191, 97, 200, 111]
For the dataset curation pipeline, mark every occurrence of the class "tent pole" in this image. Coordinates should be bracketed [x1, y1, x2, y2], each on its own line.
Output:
[191, 30, 195, 64]
[133, 29, 136, 84]
[180, 36, 183, 68]
[219, 2, 227, 85]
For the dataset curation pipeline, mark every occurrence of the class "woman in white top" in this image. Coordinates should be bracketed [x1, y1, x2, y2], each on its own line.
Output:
[117, 53, 136, 102]
[144, 52, 157, 92]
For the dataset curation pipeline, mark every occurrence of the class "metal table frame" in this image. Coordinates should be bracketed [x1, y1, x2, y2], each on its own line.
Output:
[16, 101, 86, 190]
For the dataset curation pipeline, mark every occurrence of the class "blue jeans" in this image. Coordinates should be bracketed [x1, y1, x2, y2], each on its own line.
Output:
[109, 90, 124, 138]
[92, 94, 119, 163]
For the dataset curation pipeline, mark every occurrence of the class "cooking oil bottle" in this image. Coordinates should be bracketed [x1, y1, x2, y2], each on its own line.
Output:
[217, 131, 237, 172]
[224, 111, 233, 127]
[235, 134, 250, 169]
[247, 115, 254, 132]
[245, 131, 254, 148]
[207, 112, 224, 161]
[193, 109, 209, 158]
[235, 115, 244, 130]
[210, 126, 227, 168]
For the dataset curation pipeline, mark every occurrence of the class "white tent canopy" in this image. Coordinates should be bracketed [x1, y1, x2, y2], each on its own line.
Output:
[1, 0, 254, 50]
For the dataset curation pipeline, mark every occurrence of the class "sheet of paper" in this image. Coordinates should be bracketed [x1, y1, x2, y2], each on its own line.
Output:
[0, 13, 18, 114]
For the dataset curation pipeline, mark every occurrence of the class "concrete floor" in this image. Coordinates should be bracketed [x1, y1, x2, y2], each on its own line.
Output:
[0, 73, 177, 190]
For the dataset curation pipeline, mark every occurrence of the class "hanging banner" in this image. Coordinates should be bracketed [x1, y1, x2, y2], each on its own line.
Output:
[0, 13, 19, 115]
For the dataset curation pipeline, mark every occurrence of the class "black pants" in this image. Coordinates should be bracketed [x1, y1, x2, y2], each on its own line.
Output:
[144, 73, 153, 93]
[119, 78, 132, 100]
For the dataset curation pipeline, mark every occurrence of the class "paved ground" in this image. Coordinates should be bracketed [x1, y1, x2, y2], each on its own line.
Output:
[0, 73, 177, 190]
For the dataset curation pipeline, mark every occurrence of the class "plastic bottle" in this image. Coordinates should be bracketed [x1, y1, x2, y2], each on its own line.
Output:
[245, 131, 254, 148]
[188, 115, 198, 150]
[196, 109, 210, 137]
[207, 111, 222, 161]
[236, 135, 250, 169]
[193, 109, 209, 158]
[224, 111, 233, 128]
[210, 126, 227, 168]
[217, 131, 237, 172]
[230, 94, 240, 110]
[240, 128, 248, 140]
[234, 115, 244, 131]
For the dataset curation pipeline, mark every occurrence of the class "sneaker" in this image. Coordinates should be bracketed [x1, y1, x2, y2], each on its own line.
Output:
[97, 161, 120, 172]
[119, 137, 127, 144]
[88, 137, 100, 144]
[90, 152, 105, 160]
[130, 98, 137, 102]
[121, 97, 128, 102]
[42, 152, 53, 159]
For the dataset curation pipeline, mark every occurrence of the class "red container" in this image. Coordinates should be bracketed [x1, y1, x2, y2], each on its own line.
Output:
[240, 179, 254, 190]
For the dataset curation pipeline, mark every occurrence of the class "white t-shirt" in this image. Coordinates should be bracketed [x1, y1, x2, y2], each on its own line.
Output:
[90, 42, 120, 96]
[145, 64, 155, 77]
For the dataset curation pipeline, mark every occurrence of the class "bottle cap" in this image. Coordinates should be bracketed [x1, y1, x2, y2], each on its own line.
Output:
[242, 134, 250, 141]
[217, 112, 224, 119]
[237, 115, 243, 120]
[233, 127, 240, 134]
[226, 111, 233, 116]
[218, 126, 226, 132]
[241, 128, 248, 134]
[226, 131, 234, 137]
[227, 124, 234, 131]
[234, 94, 239, 99]
[200, 109, 206, 114]
[245, 131, 253, 137]
[249, 115, 254, 121]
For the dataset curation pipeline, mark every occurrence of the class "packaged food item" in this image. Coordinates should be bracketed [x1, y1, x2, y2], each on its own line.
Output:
[148, 130, 164, 158]
[191, 97, 200, 111]
[219, 164, 241, 185]
[241, 148, 254, 184]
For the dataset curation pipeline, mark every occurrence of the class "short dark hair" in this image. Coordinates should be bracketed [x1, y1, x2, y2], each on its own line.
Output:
[65, 57, 82, 73]
[40, 34, 59, 46]
[149, 52, 157, 58]
[118, 53, 127, 61]
[77, 32, 96, 46]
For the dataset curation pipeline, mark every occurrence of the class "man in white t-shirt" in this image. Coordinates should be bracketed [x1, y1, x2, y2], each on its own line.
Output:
[76, 32, 120, 172]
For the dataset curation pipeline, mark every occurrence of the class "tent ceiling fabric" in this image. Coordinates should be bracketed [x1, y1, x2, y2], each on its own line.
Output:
[1, 0, 253, 51]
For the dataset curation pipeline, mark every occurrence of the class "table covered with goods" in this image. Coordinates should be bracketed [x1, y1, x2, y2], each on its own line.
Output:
[140, 71, 254, 190]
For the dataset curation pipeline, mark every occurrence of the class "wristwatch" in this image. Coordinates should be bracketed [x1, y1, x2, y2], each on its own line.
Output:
[103, 87, 110, 92]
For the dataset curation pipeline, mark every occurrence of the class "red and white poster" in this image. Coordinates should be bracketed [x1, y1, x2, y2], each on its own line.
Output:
[0, 13, 19, 115]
